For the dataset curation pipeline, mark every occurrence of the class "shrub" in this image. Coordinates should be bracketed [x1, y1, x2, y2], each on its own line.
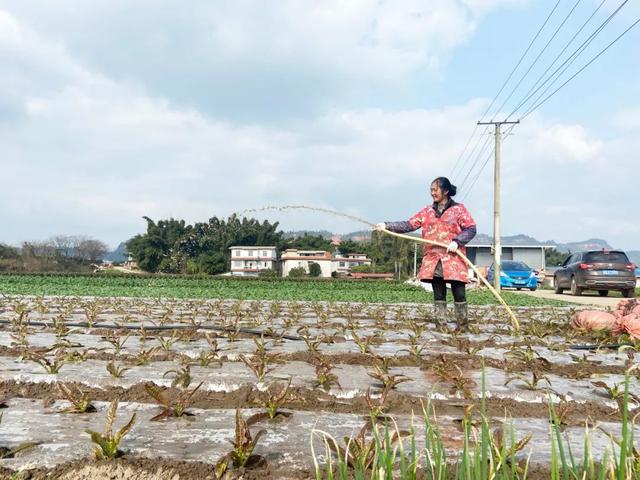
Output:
[308, 262, 322, 277]
[288, 267, 307, 278]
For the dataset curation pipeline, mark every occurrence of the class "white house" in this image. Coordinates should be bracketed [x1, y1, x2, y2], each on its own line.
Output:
[281, 249, 333, 277]
[333, 253, 372, 276]
[229, 246, 278, 277]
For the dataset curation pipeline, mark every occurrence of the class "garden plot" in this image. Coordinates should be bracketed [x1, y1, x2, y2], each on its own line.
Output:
[1, 295, 639, 479]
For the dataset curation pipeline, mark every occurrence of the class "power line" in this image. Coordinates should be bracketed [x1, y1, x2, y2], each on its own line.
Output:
[491, 0, 583, 118]
[461, 123, 518, 202]
[450, 0, 561, 178]
[509, 0, 629, 119]
[452, 125, 490, 179]
[480, 0, 562, 122]
[521, 14, 640, 119]
[504, 0, 608, 121]
[457, 132, 493, 190]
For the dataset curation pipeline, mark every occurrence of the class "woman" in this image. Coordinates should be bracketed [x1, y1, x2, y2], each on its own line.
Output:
[376, 177, 476, 327]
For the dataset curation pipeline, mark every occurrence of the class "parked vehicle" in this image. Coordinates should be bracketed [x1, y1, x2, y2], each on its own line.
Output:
[487, 261, 538, 291]
[554, 250, 636, 297]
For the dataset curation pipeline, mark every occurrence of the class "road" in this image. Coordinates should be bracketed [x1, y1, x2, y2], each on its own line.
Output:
[518, 288, 624, 308]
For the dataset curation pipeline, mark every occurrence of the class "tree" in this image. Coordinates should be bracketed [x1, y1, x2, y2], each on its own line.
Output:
[284, 234, 332, 251]
[335, 239, 362, 255]
[545, 248, 569, 267]
[126, 215, 284, 274]
[288, 266, 307, 278]
[75, 239, 108, 262]
[0, 244, 19, 259]
[308, 262, 322, 277]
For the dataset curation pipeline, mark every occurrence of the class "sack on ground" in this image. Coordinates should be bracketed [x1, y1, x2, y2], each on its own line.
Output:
[569, 310, 617, 331]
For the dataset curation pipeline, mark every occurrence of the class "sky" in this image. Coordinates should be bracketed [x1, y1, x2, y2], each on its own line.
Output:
[1, 0, 639, 250]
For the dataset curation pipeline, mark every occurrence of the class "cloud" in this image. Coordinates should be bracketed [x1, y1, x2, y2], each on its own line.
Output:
[1, 1, 522, 122]
[1, 3, 639, 252]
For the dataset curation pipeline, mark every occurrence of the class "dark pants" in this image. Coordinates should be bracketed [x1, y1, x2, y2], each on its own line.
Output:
[424, 260, 466, 302]
[430, 277, 466, 302]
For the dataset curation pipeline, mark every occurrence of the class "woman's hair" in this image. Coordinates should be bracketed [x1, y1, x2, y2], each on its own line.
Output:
[432, 177, 457, 197]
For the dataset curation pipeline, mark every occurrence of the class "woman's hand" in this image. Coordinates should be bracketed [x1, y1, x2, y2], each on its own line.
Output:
[446, 240, 459, 253]
[374, 222, 387, 231]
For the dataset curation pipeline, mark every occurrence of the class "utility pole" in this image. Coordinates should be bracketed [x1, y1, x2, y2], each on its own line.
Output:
[477, 120, 519, 290]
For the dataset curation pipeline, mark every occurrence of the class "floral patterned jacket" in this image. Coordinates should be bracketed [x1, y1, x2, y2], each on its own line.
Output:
[385, 201, 476, 283]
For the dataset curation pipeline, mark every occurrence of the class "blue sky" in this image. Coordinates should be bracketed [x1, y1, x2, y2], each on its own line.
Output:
[1, 0, 639, 250]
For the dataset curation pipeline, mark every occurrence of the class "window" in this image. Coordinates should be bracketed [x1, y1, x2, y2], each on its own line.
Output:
[263, 262, 268, 267]
[262, 251, 267, 257]
[584, 251, 629, 263]
[339, 262, 345, 267]
[234, 251, 240, 257]
[248, 250, 253, 257]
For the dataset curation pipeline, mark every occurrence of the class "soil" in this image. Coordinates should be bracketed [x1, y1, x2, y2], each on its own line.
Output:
[0, 296, 634, 479]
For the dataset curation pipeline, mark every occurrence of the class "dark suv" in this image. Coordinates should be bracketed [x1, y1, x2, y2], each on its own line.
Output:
[554, 250, 636, 297]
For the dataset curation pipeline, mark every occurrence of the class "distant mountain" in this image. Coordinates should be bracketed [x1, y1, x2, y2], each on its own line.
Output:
[555, 238, 613, 253]
[283, 230, 333, 239]
[104, 242, 128, 263]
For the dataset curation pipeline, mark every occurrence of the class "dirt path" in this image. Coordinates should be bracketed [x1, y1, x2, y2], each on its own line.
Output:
[518, 289, 622, 308]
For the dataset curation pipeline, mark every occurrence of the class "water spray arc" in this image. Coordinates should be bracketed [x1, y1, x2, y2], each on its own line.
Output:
[239, 205, 520, 332]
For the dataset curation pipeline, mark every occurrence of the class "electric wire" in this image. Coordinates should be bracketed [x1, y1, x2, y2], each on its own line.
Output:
[463, 2, 635, 200]
[491, 0, 583, 118]
[458, 132, 494, 191]
[450, 0, 562, 179]
[509, 0, 629, 119]
[521, 14, 640, 119]
[505, 0, 608, 120]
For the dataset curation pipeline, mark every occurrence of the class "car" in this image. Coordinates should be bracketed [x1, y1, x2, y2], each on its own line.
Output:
[487, 260, 539, 291]
[553, 250, 636, 297]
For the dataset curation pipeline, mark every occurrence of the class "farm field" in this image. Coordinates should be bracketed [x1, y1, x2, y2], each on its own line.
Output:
[0, 274, 567, 306]
[0, 294, 638, 479]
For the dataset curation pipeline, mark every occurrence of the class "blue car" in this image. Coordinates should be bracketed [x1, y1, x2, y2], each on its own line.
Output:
[487, 261, 538, 291]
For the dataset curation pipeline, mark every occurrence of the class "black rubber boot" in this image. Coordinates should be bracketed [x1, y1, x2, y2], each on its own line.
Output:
[434, 301, 447, 326]
[454, 302, 469, 330]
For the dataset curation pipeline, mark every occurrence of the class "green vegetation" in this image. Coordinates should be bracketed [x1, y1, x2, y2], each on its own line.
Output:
[545, 247, 570, 267]
[0, 273, 566, 305]
[313, 369, 640, 479]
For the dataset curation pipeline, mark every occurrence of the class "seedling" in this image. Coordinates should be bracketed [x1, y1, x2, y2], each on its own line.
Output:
[367, 365, 410, 391]
[349, 329, 377, 354]
[235, 408, 267, 464]
[592, 381, 640, 405]
[327, 418, 404, 471]
[297, 327, 325, 353]
[85, 400, 136, 459]
[449, 365, 476, 399]
[27, 349, 67, 374]
[106, 361, 130, 378]
[133, 347, 159, 366]
[505, 371, 551, 391]
[144, 381, 203, 420]
[312, 355, 340, 391]
[163, 365, 192, 388]
[191, 350, 221, 367]
[364, 387, 391, 418]
[0, 413, 38, 459]
[156, 332, 180, 352]
[491, 427, 533, 466]
[58, 383, 96, 413]
[102, 331, 130, 355]
[254, 379, 295, 419]
[239, 351, 279, 382]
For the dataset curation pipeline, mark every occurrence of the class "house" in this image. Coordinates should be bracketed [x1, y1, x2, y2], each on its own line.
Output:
[333, 253, 372, 276]
[229, 246, 278, 277]
[464, 244, 552, 271]
[280, 249, 333, 277]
